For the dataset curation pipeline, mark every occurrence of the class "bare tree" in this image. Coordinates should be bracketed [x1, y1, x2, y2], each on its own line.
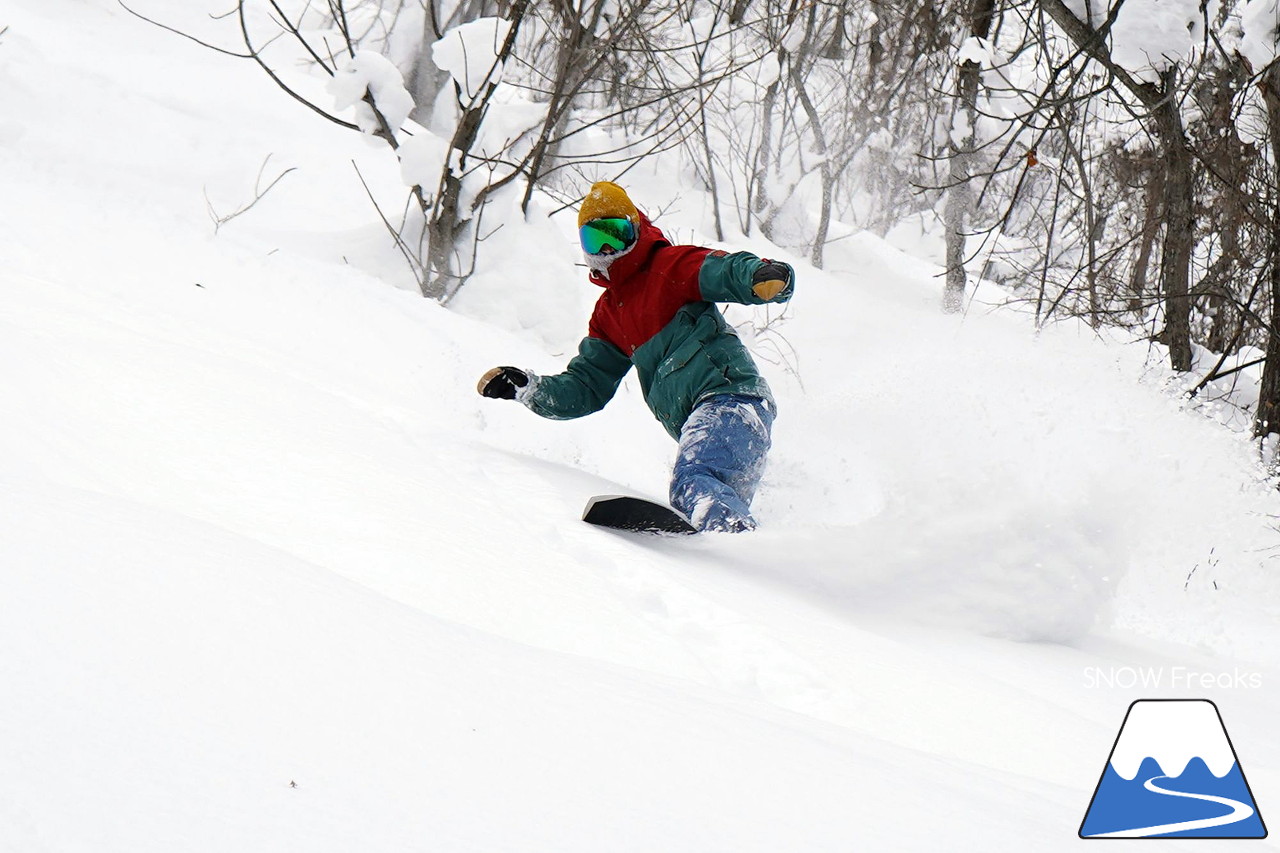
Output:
[943, 0, 998, 313]
[1037, 0, 1195, 370]
[1252, 59, 1280, 440]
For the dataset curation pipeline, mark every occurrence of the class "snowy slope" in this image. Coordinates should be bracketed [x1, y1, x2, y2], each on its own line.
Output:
[2, 2, 1278, 850]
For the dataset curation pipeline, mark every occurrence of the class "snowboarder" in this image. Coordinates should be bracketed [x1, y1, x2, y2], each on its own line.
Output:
[478, 181, 794, 532]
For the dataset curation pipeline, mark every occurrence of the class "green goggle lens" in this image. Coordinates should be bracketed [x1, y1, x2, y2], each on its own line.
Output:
[580, 218, 636, 255]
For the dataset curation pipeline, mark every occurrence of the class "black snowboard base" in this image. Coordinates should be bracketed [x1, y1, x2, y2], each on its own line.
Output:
[582, 495, 698, 535]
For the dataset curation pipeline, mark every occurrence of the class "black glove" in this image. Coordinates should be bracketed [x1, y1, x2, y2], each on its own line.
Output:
[752, 260, 793, 301]
[477, 366, 530, 400]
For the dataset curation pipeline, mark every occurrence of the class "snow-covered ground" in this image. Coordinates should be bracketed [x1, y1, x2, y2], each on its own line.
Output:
[2, 2, 1278, 850]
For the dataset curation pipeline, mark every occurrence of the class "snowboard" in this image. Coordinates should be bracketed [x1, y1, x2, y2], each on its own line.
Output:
[582, 495, 698, 535]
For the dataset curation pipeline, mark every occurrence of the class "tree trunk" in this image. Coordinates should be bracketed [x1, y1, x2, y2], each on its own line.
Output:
[753, 70, 781, 242]
[425, 0, 529, 300]
[1254, 65, 1280, 439]
[1128, 161, 1163, 313]
[1154, 67, 1194, 372]
[867, 0, 885, 83]
[1202, 64, 1249, 356]
[942, 151, 972, 313]
[789, 20, 833, 269]
[1037, 2, 1193, 369]
[942, 0, 996, 314]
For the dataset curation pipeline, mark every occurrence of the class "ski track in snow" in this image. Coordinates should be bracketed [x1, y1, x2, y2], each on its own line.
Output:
[590, 539, 841, 716]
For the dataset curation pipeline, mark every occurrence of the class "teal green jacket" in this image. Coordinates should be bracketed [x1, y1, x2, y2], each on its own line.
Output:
[521, 217, 794, 439]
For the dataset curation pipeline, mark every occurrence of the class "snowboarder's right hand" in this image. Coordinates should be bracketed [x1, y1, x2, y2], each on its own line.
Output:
[477, 366, 530, 400]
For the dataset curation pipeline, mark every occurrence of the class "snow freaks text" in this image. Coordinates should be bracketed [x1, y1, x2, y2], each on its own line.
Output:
[1083, 667, 1263, 690]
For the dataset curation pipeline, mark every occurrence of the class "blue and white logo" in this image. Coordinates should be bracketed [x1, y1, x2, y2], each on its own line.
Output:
[1080, 699, 1267, 838]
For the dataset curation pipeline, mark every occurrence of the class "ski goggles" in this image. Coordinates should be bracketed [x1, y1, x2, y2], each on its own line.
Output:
[580, 217, 636, 255]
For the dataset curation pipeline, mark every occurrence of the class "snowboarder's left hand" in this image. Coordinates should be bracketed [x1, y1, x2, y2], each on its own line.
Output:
[752, 260, 793, 301]
[478, 366, 530, 399]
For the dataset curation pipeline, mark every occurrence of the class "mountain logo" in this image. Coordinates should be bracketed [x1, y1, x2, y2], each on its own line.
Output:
[1080, 699, 1267, 839]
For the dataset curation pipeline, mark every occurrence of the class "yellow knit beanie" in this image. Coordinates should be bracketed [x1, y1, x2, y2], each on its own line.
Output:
[578, 181, 639, 228]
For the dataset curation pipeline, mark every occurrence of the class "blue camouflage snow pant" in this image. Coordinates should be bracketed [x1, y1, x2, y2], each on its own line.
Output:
[669, 394, 774, 533]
